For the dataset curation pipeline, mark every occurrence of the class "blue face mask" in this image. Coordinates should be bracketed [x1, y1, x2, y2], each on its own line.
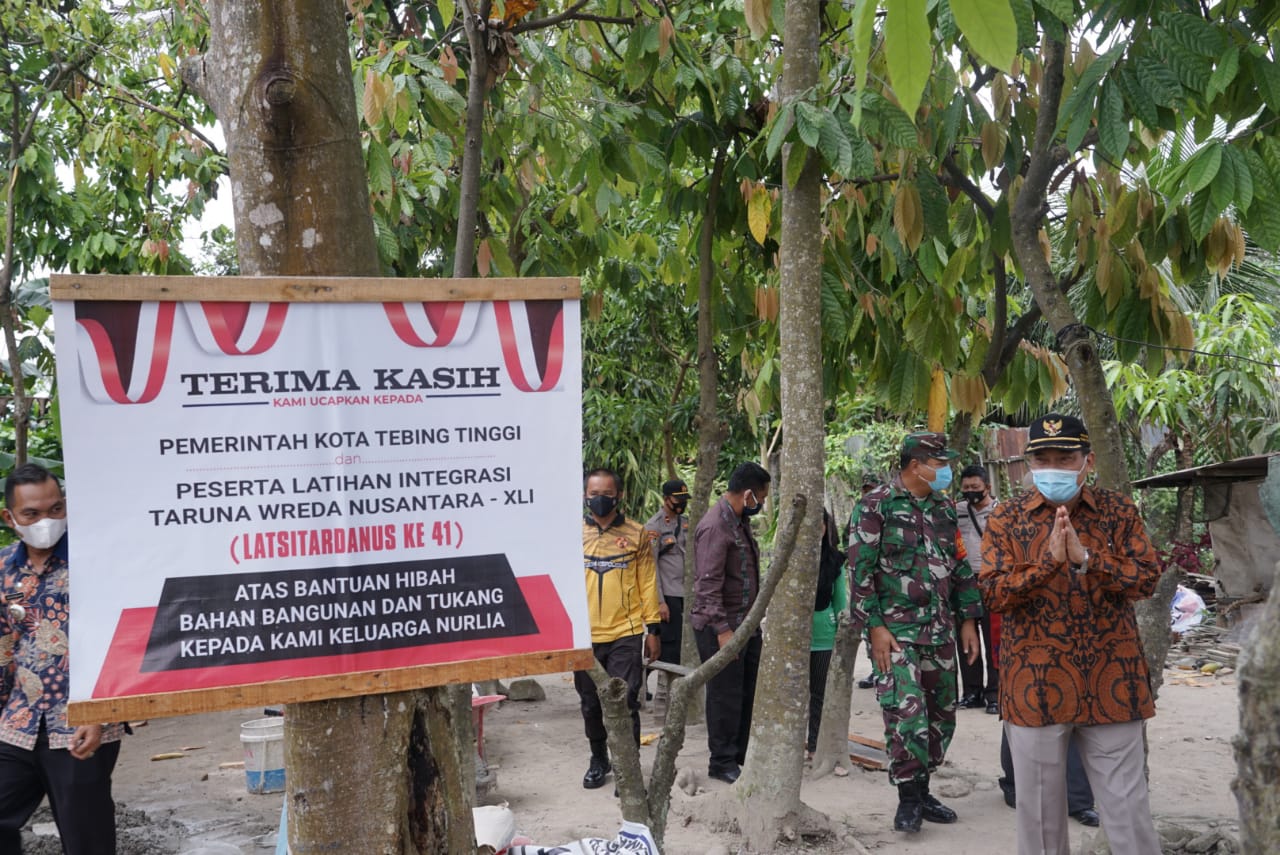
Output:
[925, 463, 953, 492]
[1031, 463, 1085, 504]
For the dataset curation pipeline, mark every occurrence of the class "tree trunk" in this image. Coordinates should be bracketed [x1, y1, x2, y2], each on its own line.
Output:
[638, 495, 809, 848]
[184, 3, 474, 850]
[1233, 558, 1280, 852]
[734, 0, 826, 847]
[811, 616, 858, 778]
[455, 0, 491, 277]
[1009, 37, 1126, 493]
[681, 145, 732, 723]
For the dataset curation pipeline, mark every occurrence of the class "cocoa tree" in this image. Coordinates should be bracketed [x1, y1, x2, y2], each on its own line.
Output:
[181, 2, 473, 850]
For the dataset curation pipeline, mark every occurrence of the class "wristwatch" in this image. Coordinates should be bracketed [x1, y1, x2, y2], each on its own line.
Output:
[1073, 549, 1090, 575]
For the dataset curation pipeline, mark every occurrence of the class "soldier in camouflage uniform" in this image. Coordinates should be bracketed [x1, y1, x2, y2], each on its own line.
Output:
[849, 432, 983, 834]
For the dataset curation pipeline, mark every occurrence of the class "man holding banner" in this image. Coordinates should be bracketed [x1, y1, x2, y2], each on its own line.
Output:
[575, 468, 661, 790]
[0, 464, 124, 855]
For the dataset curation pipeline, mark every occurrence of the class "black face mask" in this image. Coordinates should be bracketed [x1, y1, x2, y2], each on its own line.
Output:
[669, 501, 688, 515]
[961, 490, 985, 504]
[742, 491, 763, 517]
[587, 495, 618, 517]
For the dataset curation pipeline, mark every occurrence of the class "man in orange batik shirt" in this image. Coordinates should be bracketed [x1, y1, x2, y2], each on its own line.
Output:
[978, 414, 1162, 855]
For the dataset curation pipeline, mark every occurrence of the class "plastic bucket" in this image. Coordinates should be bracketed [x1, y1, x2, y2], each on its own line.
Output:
[241, 718, 285, 794]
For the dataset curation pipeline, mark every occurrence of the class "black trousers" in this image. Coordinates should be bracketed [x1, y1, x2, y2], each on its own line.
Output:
[694, 626, 762, 774]
[573, 633, 644, 749]
[0, 727, 121, 855]
[806, 648, 833, 752]
[658, 596, 684, 664]
[959, 613, 999, 701]
[1000, 727, 1094, 813]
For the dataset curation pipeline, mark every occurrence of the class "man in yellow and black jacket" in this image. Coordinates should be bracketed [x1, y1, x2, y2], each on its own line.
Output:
[576, 467, 661, 790]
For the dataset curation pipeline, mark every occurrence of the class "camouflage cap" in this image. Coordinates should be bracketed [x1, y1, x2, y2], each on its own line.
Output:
[1025, 413, 1090, 452]
[901, 432, 958, 461]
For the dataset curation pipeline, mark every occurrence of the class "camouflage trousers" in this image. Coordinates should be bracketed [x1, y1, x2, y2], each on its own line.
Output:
[873, 638, 958, 785]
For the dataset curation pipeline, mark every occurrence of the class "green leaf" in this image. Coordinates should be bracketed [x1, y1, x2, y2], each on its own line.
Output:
[1009, 0, 1036, 48]
[1182, 143, 1222, 195]
[1056, 45, 1123, 146]
[1115, 67, 1160, 130]
[949, 0, 1017, 72]
[1097, 81, 1128, 162]
[818, 110, 853, 175]
[366, 138, 394, 198]
[915, 173, 950, 239]
[850, 0, 879, 128]
[765, 103, 795, 164]
[864, 92, 920, 149]
[1244, 149, 1278, 203]
[784, 144, 808, 189]
[1249, 53, 1280, 114]
[1135, 57, 1183, 108]
[1209, 147, 1237, 215]
[1223, 145, 1252, 214]
[438, 0, 455, 27]
[849, 132, 876, 177]
[884, 0, 931, 121]
[1033, 0, 1073, 25]
[1152, 29, 1213, 93]
[796, 102, 822, 148]
[1244, 198, 1280, 250]
[1157, 11, 1226, 59]
[1186, 189, 1221, 241]
[1206, 46, 1240, 101]
[421, 73, 466, 113]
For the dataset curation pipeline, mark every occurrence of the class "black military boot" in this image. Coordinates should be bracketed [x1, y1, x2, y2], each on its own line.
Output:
[582, 739, 611, 789]
[921, 773, 958, 823]
[894, 781, 924, 833]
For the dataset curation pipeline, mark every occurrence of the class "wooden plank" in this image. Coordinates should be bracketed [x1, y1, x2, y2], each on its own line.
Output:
[66, 649, 594, 725]
[847, 732, 887, 771]
[49, 274, 581, 302]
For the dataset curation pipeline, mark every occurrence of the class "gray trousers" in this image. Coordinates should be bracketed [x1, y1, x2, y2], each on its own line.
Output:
[1006, 720, 1160, 855]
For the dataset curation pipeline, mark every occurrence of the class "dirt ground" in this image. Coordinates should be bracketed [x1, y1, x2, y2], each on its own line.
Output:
[22, 654, 1241, 854]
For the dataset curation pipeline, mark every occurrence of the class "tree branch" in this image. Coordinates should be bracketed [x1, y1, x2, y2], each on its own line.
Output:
[508, 1, 635, 35]
[940, 153, 996, 219]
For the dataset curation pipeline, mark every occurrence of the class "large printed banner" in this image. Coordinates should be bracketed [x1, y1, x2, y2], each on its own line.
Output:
[53, 278, 587, 713]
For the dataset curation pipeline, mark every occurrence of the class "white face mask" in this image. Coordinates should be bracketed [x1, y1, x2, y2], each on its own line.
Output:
[13, 516, 67, 550]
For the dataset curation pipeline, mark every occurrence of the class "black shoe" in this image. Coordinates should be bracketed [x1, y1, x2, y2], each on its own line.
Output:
[894, 784, 923, 833]
[858, 675, 876, 689]
[708, 765, 741, 784]
[921, 792, 958, 824]
[582, 755, 610, 789]
[957, 693, 984, 709]
[1070, 808, 1100, 827]
[986, 700, 1000, 715]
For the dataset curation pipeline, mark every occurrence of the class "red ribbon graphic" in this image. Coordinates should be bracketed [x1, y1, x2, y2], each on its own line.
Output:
[77, 303, 176, 404]
[383, 302, 466, 347]
[493, 301, 564, 393]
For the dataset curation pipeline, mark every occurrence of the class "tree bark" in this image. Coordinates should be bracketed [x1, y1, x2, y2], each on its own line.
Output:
[185, 3, 474, 850]
[810, 615, 858, 778]
[732, 0, 826, 848]
[681, 145, 732, 723]
[1233, 558, 1280, 852]
[455, 0, 492, 276]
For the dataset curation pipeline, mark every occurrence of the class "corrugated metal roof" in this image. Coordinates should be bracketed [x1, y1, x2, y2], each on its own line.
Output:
[1131, 453, 1280, 489]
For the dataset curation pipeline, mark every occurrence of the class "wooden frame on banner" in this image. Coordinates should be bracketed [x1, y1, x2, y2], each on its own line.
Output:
[68, 649, 594, 724]
[50, 274, 580, 302]
[57, 273, 587, 725]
